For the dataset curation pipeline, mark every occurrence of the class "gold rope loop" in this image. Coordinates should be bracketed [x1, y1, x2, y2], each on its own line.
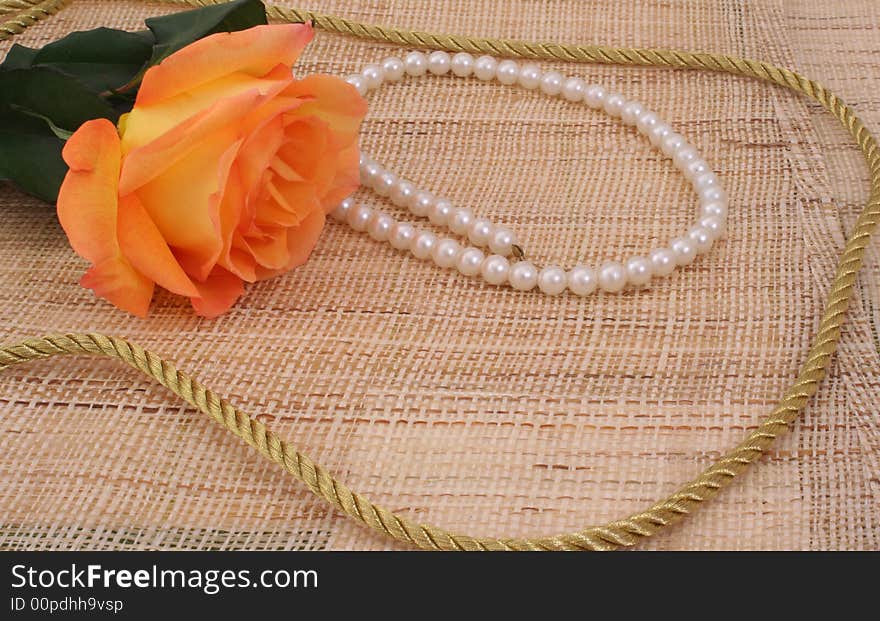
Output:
[0, 0, 70, 40]
[0, 0, 877, 549]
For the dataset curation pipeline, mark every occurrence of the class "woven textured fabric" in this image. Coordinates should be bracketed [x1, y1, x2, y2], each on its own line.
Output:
[0, 0, 878, 551]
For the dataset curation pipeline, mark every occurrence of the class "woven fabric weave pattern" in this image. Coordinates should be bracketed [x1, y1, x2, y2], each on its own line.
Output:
[0, 0, 877, 550]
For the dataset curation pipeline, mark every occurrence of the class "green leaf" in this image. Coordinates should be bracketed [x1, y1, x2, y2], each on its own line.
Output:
[0, 67, 117, 203]
[10, 104, 75, 140]
[0, 0, 269, 203]
[0, 110, 67, 203]
[18, 27, 155, 94]
[145, 0, 267, 64]
[0, 67, 116, 130]
[0, 44, 40, 70]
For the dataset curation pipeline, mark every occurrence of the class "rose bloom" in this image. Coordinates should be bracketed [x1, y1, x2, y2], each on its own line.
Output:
[57, 24, 366, 317]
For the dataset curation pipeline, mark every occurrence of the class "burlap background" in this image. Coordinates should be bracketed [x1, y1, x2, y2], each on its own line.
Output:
[0, 0, 877, 550]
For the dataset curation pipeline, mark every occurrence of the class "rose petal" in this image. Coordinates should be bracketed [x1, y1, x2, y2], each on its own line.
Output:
[117, 193, 199, 297]
[254, 207, 325, 280]
[223, 243, 258, 283]
[58, 119, 122, 265]
[137, 24, 314, 106]
[282, 74, 367, 144]
[239, 226, 291, 271]
[235, 115, 287, 207]
[121, 65, 295, 154]
[57, 119, 155, 316]
[276, 117, 332, 195]
[119, 89, 261, 194]
[280, 75, 366, 210]
[127, 118, 247, 281]
[80, 257, 154, 317]
[257, 176, 320, 227]
[189, 266, 245, 318]
[320, 143, 361, 211]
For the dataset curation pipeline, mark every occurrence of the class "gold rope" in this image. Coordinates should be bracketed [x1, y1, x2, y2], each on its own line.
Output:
[0, 1, 33, 16]
[0, 0, 70, 40]
[0, 0, 878, 550]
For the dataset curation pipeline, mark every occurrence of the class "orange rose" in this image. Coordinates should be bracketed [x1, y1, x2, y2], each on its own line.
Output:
[57, 24, 366, 317]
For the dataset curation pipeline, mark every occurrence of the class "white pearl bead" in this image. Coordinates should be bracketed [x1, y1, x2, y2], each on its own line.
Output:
[331, 197, 355, 222]
[508, 261, 538, 291]
[620, 100, 644, 125]
[451, 52, 475, 77]
[661, 133, 685, 157]
[636, 110, 659, 134]
[428, 198, 454, 226]
[673, 145, 698, 168]
[368, 212, 394, 241]
[347, 204, 373, 232]
[699, 215, 726, 239]
[583, 84, 606, 109]
[428, 51, 451, 75]
[345, 74, 367, 96]
[538, 266, 567, 295]
[361, 160, 382, 186]
[598, 261, 627, 292]
[389, 222, 416, 250]
[685, 158, 710, 181]
[390, 180, 416, 207]
[480, 254, 510, 285]
[699, 186, 727, 205]
[701, 200, 728, 219]
[474, 55, 498, 80]
[648, 248, 677, 277]
[603, 93, 626, 117]
[432, 238, 461, 268]
[411, 231, 438, 260]
[687, 225, 713, 254]
[404, 51, 427, 76]
[449, 208, 475, 235]
[562, 77, 587, 102]
[539, 71, 564, 96]
[496, 60, 519, 85]
[648, 122, 671, 147]
[362, 64, 383, 90]
[693, 172, 719, 192]
[345, 73, 731, 289]
[518, 63, 542, 89]
[488, 226, 516, 255]
[468, 218, 494, 246]
[670, 237, 697, 266]
[625, 256, 652, 286]
[410, 190, 434, 217]
[374, 171, 397, 197]
[567, 265, 598, 296]
[456, 247, 485, 276]
[381, 57, 405, 82]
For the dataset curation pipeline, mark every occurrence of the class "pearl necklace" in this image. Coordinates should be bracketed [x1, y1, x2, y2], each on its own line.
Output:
[331, 51, 729, 295]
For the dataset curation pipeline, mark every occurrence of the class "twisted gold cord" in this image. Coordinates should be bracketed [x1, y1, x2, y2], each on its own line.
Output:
[0, 0, 70, 40]
[0, 0, 877, 550]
